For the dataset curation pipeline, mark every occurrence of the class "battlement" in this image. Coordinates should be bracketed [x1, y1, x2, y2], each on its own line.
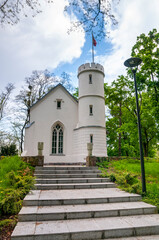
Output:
[78, 63, 104, 76]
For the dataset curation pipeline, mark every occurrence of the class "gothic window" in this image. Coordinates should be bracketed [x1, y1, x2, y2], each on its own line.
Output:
[52, 124, 63, 154]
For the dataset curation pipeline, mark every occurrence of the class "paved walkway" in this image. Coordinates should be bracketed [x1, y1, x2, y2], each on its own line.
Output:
[11, 165, 159, 240]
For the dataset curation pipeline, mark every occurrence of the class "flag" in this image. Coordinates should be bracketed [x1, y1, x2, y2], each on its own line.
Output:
[92, 34, 97, 46]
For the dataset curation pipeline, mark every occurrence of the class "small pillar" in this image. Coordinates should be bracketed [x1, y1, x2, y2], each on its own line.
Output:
[38, 142, 44, 156]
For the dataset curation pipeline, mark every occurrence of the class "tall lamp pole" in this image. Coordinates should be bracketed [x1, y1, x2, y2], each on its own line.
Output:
[124, 57, 146, 194]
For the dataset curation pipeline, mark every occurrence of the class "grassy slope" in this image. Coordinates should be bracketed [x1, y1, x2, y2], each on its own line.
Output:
[98, 158, 159, 211]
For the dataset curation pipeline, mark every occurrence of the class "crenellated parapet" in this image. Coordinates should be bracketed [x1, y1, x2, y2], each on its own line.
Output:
[78, 63, 104, 77]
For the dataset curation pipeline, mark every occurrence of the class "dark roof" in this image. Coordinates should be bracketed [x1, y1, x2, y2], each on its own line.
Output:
[30, 83, 78, 109]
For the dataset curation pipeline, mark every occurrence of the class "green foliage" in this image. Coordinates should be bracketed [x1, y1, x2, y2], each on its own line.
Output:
[72, 87, 79, 100]
[0, 189, 22, 215]
[0, 156, 35, 216]
[96, 157, 109, 168]
[0, 217, 17, 231]
[0, 144, 18, 156]
[109, 174, 116, 182]
[105, 29, 159, 158]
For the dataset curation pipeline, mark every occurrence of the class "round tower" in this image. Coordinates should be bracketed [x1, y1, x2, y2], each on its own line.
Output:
[74, 62, 107, 158]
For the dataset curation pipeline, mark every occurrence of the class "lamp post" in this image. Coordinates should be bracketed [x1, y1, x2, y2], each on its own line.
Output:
[124, 57, 146, 194]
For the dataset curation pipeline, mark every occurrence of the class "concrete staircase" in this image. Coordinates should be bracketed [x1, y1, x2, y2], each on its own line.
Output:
[11, 165, 159, 240]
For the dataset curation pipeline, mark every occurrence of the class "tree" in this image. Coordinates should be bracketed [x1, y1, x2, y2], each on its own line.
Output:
[66, 0, 119, 38]
[104, 75, 131, 156]
[131, 28, 159, 120]
[15, 69, 74, 152]
[105, 76, 158, 157]
[0, 143, 18, 156]
[0, 1, 119, 39]
[105, 29, 159, 157]
[60, 72, 75, 93]
[15, 69, 56, 152]
[73, 87, 79, 99]
[0, 0, 43, 26]
[0, 83, 14, 120]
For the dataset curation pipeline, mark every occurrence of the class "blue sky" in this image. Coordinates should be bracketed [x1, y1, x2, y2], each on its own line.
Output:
[53, 34, 113, 87]
[0, 0, 159, 94]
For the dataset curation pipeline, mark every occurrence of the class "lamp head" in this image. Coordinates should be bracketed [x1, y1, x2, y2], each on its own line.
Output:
[124, 57, 142, 68]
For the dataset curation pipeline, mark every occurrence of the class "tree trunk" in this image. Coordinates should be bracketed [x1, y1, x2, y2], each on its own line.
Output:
[151, 72, 158, 103]
[20, 112, 29, 153]
[143, 142, 148, 157]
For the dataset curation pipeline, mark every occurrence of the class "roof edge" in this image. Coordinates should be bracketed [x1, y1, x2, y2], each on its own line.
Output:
[30, 84, 78, 109]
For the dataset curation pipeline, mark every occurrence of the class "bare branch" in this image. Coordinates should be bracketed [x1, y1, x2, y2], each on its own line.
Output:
[0, 83, 14, 120]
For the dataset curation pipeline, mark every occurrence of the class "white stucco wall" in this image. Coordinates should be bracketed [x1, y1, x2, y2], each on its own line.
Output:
[23, 85, 78, 163]
[78, 71, 104, 98]
[78, 97, 105, 127]
[73, 127, 107, 158]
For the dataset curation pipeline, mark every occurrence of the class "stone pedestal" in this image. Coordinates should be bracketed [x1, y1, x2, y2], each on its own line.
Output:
[87, 143, 93, 156]
[21, 156, 44, 167]
[86, 156, 97, 167]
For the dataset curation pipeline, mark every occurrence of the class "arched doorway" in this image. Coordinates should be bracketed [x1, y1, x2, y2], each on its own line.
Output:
[52, 123, 63, 154]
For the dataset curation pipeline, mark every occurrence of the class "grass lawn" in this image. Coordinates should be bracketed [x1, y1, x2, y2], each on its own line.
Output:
[0, 155, 35, 239]
[98, 157, 159, 211]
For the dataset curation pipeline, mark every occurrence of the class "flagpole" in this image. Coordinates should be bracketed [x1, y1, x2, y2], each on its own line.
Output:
[92, 32, 94, 63]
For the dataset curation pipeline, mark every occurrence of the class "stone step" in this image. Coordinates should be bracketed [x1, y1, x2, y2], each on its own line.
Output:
[35, 177, 110, 184]
[36, 166, 98, 170]
[11, 214, 159, 240]
[34, 173, 100, 178]
[97, 236, 159, 240]
[44, 162, 86, 166]
[23, 189, 142, 206]
[34, 182, 116, 190]
[34, 169, 101, 174]
[18, 201, 157, 222]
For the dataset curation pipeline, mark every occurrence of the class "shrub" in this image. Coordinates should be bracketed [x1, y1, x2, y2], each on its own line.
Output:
[0, 156, 35, 216]
[125, 173, 138, 185]
[0, 144, 18, 156]
[129, 183, 141, 194]
[0, 189, 22, 215]
[0, 217, 17, 231]
[109, 174, 116, 182]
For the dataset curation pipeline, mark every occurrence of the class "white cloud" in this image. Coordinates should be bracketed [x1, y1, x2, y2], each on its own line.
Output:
[0, 0, 85, 91]
[98, 0, 159, 84]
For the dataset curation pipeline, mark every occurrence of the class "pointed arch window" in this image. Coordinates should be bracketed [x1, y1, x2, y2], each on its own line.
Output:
[52, 124, 63, 154]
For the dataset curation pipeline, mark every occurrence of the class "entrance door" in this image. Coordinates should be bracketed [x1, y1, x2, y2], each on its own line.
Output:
[52, 124, 63, 154]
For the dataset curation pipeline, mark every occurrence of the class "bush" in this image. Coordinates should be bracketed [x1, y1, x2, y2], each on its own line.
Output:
[109, 174, 116, 182]
[0, 156, 35, 216]
[125, 173, 137, 185]
[0, 144, 18, 156]
[96, 159, 110, 168]
[130, 183, 141, 194]
[0, 217, 17, 231]
[0, 189, 22, 215]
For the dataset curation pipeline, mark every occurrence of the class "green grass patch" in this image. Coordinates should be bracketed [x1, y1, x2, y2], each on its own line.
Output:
[0, 155, 35, 216]
[97, 157, 159, 211]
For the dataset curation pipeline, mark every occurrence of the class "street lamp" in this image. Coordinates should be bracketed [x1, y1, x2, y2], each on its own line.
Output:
[124, 57, 146, 194]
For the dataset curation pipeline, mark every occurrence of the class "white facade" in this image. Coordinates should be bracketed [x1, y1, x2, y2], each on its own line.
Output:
[22, 63, 107, 164]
